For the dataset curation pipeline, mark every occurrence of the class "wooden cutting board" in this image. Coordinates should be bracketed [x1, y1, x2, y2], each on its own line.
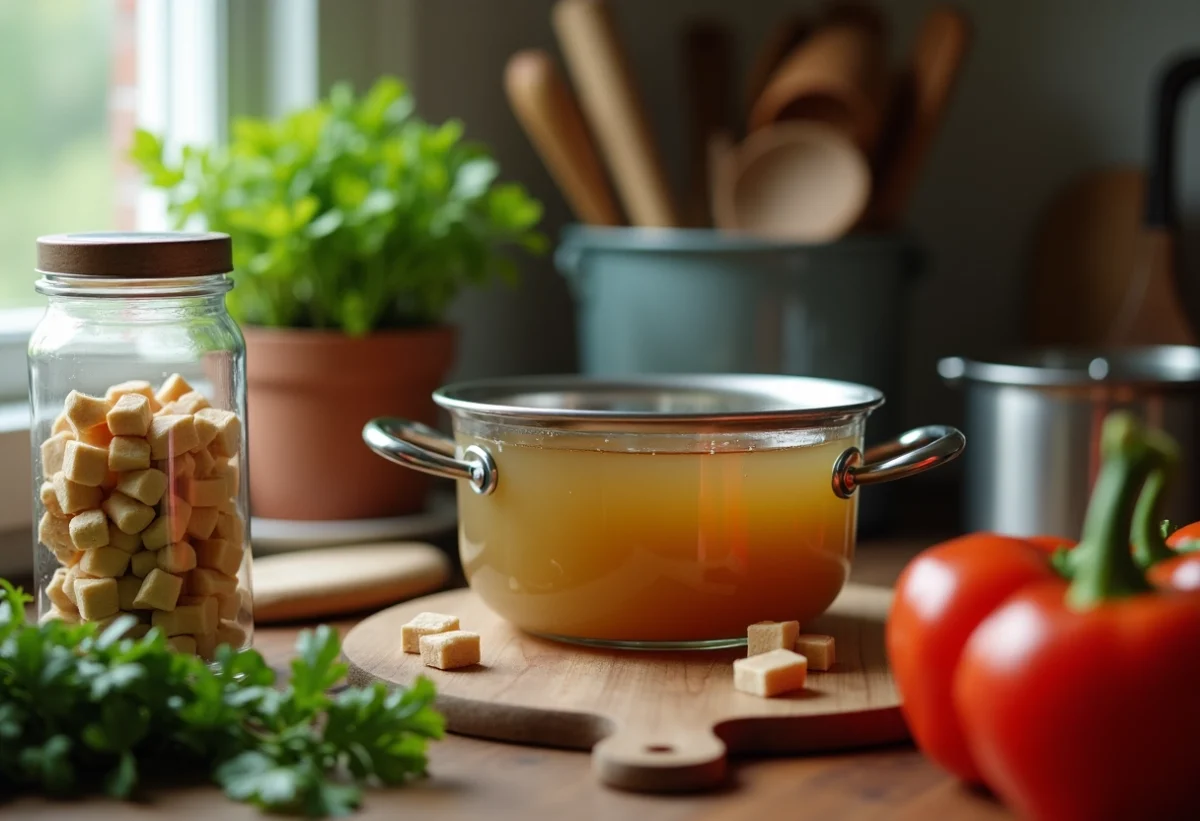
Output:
[253, 543, 451, 623]
[343, 583, 905, 794]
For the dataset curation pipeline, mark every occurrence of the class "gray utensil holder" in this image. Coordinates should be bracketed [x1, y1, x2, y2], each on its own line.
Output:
[555, 225, 923, 535]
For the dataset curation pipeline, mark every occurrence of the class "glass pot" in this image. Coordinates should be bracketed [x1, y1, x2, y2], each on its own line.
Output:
[364, 374, 964, 649]
[29, 232, 252, 660]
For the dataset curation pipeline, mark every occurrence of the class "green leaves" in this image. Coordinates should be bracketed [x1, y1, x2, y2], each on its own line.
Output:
[0, 580, 442, 816]
[130, 75, 546, 335]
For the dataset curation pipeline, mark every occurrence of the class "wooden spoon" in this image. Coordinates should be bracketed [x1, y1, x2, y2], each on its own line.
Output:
[552, 0, 680, 228]
[743, 16, 811, 128]
[504, 49, 623, 226]
[713, 121, 871, 242]
[748, 3, 889, 154]
[868, 4, 972, 229]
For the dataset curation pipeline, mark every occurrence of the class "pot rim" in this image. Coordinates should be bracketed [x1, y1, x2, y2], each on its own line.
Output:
[938, 345, 1200, 388]
[432, 373, 885, 429]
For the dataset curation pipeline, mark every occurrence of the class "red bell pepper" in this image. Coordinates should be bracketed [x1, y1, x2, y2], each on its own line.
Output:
[886, 532, 1062, 782]
[952, 414, 1200, 821]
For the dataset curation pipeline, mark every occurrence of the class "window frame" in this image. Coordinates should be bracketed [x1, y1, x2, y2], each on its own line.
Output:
[0, 0, 323, 566]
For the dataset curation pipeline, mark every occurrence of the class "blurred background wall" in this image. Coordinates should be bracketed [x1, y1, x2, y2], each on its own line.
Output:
[329, 0, 1200, 432]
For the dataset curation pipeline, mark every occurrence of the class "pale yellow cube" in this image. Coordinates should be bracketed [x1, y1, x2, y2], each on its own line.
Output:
[167, 635, 198, 655]
[64, 390, 110, 432]
[733, 649, 808, 697]
[52, 412, 72, 434]
[158, 451, 195, 479]
[75, 577, 120, 621]
[214, 511, 244, 543]
[188, 567, 237, 597]
[106, 379, 161, 411]
[401, 612, 460, 654]
[41, 606, 82, 626]
[419, 630, 481, 670]
[148, 415, 199, 460]
[216, 592, 240, 621]
[179, 595, 219, 633]
[69, 509, 110, 550]
[794, 634, 836, 671]
[40, 481, 64, 516]
[117, 575, 143, 611]
[155, 373, 194, 405]
[80, 546, 131, 578]
[109, 436, 152, 472]
[62, 566, 93, 606]
[194, 538, 244, 577]
[102, 491, 155, 535]
[185, 478, 226, 508]
[195, 408, 240, 458]
[140, 516, 172, 550]
[195, 631, 217, 660]
[62, 440, 110, 487]
[116, 468, 168, 506]
[53, 473, 102, 515]
[157, 541, 197, 574]
[192, 446, 216, 478]
[747, 620, 800, 657]
[192, 413, 220, 449]
[170, 390, 210, 415]
[132, 568, 183, 611]
[162, 495, 192, 541]
[46, 568, 74, 611]
[40, 431, 73, 476]
[213, 456, 240, 496]
[130, 550, 159, 578]
[106, 393, 152, 437]
[38, 511, 72, 553]
[107, 522, 142, 554]
[186, 506, 220, 540]
[215, 619, 248, 650]
[153, 601, 216, 636]
[75, 423, 115, 448]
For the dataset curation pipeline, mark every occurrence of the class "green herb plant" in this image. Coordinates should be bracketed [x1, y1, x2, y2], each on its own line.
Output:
[0, 579, 443, 817]
[132, 77, 546, 335]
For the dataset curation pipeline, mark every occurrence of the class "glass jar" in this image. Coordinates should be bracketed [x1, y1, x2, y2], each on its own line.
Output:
[28, 232, 252, 660]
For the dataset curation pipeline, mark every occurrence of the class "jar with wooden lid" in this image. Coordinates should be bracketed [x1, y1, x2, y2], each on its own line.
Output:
[29, 231, 252, 660]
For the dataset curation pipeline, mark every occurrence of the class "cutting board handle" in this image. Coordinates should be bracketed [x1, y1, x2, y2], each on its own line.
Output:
[1146, 53, 1200, 230]
[592, 726, 727, 792]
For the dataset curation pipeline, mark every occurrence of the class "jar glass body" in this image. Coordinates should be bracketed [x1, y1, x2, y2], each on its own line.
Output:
[28, 274, 252, 659]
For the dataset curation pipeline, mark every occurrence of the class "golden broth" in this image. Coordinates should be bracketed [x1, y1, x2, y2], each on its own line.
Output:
[457, 433, 858, 645]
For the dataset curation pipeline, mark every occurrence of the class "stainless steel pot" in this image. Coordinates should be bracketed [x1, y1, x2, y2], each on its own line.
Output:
[939, 346, 1200, 538]
[363, 374, 964, 649]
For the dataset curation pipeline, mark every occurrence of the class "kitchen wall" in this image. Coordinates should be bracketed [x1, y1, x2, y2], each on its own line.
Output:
[392, 0, 1200, 431]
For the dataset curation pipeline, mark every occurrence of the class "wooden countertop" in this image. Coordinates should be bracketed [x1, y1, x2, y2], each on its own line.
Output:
[8, 536, 1013, 820]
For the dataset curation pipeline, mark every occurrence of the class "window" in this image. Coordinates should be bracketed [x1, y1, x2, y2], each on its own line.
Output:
[0, 1, 124, 308]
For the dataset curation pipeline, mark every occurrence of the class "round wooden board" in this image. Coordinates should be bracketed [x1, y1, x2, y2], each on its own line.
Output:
[252, 542, 451, 623]
[343, 583, 906, 793]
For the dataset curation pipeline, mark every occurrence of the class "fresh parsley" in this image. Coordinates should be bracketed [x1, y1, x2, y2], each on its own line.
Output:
[0, 579, 443, 816]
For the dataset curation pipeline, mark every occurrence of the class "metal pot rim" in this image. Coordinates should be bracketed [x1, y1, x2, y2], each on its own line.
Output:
[432, 373, 885, 429]
[939, 346, 1200, 388]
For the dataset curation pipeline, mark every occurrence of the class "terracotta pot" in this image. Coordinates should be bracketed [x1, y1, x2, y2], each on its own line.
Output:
[244, 325, 456, 521]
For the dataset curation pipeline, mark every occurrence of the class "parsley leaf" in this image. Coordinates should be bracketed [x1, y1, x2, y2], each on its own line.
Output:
[0, 578, 441, 816]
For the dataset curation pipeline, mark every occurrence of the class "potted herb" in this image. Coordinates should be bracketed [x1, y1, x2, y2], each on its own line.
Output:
[133, 77, 545, 521]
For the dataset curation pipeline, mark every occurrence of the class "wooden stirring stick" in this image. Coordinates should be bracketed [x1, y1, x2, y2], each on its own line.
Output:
[504, 49, 623, 227]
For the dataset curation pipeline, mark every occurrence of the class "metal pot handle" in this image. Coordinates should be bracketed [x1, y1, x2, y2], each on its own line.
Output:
[362, 418, 498, 495]
[832, 425, 965, 499]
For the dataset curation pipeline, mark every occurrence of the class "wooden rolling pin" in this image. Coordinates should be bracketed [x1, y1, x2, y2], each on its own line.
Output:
[552, 0, 681, 227]
[868, 5, 972, 228]
[504, 49, 623, 226]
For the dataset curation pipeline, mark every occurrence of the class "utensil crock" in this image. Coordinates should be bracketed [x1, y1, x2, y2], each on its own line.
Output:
[365, 374, 963, 649]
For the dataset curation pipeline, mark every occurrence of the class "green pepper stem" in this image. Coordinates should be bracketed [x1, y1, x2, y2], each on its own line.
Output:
[1066, 414, 1176, 610]
[1131, 467, 1177, 569]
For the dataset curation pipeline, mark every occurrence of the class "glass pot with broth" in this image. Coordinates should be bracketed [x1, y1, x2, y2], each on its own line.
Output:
[365, 375, 964, 650]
